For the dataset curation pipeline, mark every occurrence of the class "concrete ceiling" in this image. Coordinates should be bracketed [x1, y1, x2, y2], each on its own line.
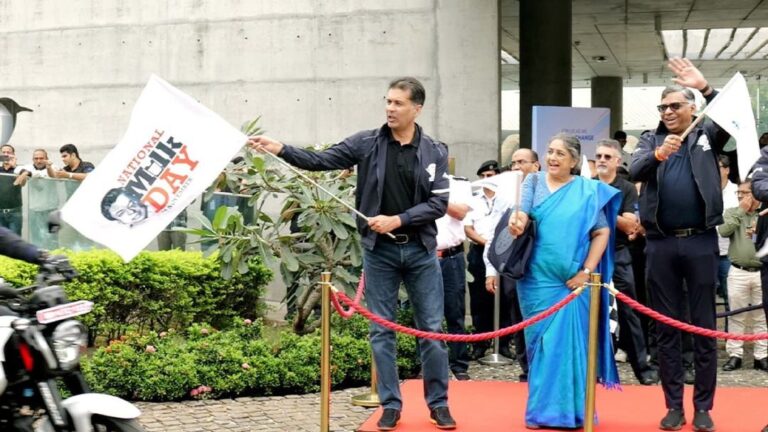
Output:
[500, 0, 768, 90]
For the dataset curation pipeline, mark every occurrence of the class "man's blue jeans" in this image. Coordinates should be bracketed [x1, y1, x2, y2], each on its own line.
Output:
[364, 240, 449, 410]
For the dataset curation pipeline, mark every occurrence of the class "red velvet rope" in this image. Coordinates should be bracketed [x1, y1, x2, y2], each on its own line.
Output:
[612, 289, 768, 341]
[329, 274, 366, 319]
[332, 288, 583, 342]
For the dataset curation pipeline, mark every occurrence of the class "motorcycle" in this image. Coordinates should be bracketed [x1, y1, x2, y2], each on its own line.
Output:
[0, 256, 143, 431]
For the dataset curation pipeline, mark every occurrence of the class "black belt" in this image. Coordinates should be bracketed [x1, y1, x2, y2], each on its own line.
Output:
[731, 263, 760, 272]
[381, 233, 417, 245]
[437, 244, 463, 259]
[670, 227, 708, 238]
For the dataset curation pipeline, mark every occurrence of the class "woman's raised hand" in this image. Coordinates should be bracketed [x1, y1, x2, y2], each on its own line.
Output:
[508, 211, 528, 237]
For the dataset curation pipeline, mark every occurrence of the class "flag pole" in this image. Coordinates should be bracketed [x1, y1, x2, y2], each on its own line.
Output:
[258, 150, 395, 239]
[679, 79, 734, 141]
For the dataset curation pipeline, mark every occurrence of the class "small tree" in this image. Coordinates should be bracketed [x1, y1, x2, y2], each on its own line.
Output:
[192, 119, 362, 334]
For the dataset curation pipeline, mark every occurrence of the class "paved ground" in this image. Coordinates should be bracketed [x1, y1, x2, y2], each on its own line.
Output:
[136, 344, 768, 432]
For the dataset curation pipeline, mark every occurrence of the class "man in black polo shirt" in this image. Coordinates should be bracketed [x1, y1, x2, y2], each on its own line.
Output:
[249, 77, 455, 431]
[0, 144, 23, 235]
[595, 139, 658, 386]
[630, 57, 733, 432]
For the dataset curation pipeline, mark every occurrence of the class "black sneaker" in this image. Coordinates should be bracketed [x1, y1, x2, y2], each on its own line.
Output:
[377, 408, 400, 431]
[692, 410, 714, 432]
[659, 408, 685, 431]
[639, 369, 660, 385]
[722, 356, 742, 371]
[453, 371, 471, 381]
[429, 406, 457, 430]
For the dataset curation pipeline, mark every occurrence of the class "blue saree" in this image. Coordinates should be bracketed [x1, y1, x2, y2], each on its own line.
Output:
[517, 173, 621, 428]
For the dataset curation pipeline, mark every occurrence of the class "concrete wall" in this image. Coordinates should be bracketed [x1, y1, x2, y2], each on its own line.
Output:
[0, 1, 500, 317]
[0, 0, 499, 178]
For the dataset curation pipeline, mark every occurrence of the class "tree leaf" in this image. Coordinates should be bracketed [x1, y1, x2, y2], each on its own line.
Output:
[280, 245, 300, 272]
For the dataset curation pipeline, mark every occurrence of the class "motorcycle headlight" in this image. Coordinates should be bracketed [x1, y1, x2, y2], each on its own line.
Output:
[51, 320, 87, 370]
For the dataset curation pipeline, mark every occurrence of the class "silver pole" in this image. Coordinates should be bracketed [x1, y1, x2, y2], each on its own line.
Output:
[479, 278, 513, 366]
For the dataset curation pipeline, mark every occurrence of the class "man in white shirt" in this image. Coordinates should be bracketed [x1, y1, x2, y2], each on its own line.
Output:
[15, 149, 61, 249]
[435, 175, 473, 380]
[464, 160, 501, 359]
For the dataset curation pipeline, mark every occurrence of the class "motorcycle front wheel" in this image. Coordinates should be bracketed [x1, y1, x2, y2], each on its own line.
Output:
[91, 415, 145, 432]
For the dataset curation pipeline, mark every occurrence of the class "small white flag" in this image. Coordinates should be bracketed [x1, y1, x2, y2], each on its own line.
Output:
[704, 72, 760, 181]
[61, 75, 247, 261]
[580, 154, 591, 178]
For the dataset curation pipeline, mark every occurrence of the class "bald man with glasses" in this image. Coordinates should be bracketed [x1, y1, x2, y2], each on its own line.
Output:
[630, 57, 735, 432]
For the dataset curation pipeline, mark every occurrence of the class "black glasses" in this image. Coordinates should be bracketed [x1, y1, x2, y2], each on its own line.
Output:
[656, 102, 689, 113]
[595, 153, 613, 161]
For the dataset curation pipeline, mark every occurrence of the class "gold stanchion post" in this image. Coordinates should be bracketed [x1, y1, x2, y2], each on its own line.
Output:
[584, 272, 602, 432]
[320, 272, 332, 432]
[351, 353, 380, 407]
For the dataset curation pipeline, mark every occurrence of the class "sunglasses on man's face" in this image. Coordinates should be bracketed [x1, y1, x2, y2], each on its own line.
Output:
[595, 153, 613, 161]
[656, 102, 689, 113]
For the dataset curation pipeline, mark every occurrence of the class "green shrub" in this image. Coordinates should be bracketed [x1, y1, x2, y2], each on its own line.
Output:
[82, 312, 422, 401]
[0, 250, 271, 341]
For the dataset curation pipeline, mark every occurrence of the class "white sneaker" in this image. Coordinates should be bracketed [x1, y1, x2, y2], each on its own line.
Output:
[614, 349, 628, 363]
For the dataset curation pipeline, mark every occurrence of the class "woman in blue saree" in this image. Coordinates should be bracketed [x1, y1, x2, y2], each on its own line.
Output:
[508, 133, 622, 429]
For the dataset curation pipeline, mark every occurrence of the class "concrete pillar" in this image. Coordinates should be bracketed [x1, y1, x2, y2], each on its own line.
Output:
[519, 0, 571, 150]
[591, 76, 623, 135]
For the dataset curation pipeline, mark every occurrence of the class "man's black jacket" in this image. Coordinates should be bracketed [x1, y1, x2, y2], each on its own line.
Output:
[0, 227, 43, 264]
[629, 90, 734, 237]
[279, 124, 449, 251]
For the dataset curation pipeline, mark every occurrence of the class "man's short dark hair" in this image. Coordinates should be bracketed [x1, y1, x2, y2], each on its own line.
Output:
[597, 139, 622, 154]
[1, 144, 15, 153]
[613, 131, 627, 140]
[60, 143, 79, 158]
[718, 154, 730, 168]
[389, 77, 426, 106]
[100, 187, 124, 221]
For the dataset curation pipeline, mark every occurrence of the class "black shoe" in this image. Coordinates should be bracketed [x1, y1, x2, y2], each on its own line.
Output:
[519, 373, 528, 382]
[499, 346, 516, 360]
[639, 369, 660, 385]
[377, 408, 400, 431]
[453, 371, 471, 381]
[692, 410, 714, 432]
[684, 368, 696, 385]
[659, 408, 686, 431]
[755, 358, 768, 371]
[429, 406, 457, 430]
[722, 356, 742, 371]
[469, 347, 485, 361]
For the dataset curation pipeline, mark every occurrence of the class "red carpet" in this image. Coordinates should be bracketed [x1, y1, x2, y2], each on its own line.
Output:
[357, 379, 767, 431]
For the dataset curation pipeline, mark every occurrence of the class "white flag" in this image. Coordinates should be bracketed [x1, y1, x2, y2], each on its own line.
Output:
[580, 154, 591, 178]
[704, 72, 759, 181]
[61, 75, 247, 261]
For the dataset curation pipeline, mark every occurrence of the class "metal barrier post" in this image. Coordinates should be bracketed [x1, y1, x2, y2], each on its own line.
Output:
[480, 280, 514, 365]
[320, 272, 332, 432]
[351, 353, 381, 407]
[584, 272, 602, 432]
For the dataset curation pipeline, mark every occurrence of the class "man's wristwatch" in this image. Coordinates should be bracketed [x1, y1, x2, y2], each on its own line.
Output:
[582, 267, 592, 275]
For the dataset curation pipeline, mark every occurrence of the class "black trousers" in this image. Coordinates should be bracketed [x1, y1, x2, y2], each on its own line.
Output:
[645, 230, 718, 411]
[500, 275, 528, 373]
[613, 247, 653, 379]
[467, 244, 494, 347]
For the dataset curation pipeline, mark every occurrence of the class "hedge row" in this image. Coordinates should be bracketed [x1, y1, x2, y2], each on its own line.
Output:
[82, 313, 420, 401]
[0, 250, 272, 341]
